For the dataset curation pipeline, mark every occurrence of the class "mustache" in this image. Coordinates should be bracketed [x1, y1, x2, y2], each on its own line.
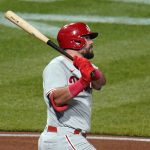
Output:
[88, 45, 93, 49]
[84, 45, 93, 51]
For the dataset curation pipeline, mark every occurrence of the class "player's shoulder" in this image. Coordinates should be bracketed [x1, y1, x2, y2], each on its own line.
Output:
[50, 56, 65, 64]
[43, 56, 65, 72]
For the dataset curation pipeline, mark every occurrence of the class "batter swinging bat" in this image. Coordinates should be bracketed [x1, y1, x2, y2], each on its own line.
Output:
[4, 10, 73, 60]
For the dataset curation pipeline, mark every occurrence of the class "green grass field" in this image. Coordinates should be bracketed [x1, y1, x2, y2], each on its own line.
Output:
[0, 0, 150, 137]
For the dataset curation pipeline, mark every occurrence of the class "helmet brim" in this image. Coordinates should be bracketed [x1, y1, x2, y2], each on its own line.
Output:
[82, 32, 98, 39]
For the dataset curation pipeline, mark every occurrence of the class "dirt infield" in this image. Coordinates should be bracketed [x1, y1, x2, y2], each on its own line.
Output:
[0, 132, 150, 150]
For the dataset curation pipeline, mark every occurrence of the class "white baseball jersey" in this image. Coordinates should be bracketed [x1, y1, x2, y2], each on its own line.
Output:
[43, 56, 96, 132]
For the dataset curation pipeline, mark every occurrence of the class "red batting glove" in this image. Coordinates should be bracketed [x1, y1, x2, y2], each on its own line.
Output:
[73, 56, 95, 86]
[73, 56, 92, 69]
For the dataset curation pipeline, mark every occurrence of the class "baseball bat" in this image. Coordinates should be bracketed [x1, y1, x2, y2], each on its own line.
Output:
[5, 10, 95, 77]
[4, 10, 73, 60]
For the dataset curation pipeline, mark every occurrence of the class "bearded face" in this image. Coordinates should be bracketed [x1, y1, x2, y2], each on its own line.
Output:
[80, 44, 94, 59]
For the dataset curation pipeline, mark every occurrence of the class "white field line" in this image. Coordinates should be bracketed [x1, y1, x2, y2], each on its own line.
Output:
[1, 12, 150, 38]
[16, 13, 150, 25]
[26, 20, 59, 38]
[1, 12, 150, 26]
[21, 0, 150, 4]
[20, 0, 63, 2]
[0, 133, 150, 142]
[112, 0, 150, 5]
[0, 133, 40, 137]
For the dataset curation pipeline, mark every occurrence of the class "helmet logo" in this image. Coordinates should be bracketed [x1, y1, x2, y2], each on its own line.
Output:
[73, 30, 77, 35]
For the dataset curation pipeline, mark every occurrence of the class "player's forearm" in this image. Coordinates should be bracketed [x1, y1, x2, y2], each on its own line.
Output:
[49, 87, 72, 106]
[49, 78, 88, 106]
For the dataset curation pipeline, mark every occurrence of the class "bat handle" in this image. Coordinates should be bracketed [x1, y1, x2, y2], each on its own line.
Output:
[47, 40, 73, 61]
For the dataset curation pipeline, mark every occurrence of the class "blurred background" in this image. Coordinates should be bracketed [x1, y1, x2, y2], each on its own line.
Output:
[0, 0, 150, 137]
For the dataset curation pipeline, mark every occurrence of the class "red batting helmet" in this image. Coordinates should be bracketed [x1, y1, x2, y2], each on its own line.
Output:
[57, 22, 98, 50]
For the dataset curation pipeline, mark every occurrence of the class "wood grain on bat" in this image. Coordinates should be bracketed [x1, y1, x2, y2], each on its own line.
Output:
[5, 10, 49, 43]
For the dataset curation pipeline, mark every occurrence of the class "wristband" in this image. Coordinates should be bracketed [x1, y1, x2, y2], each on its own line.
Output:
[68, 78, 88, 97]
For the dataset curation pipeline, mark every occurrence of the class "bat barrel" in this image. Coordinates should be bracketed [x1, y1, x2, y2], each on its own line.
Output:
[5, 10, 49, 43]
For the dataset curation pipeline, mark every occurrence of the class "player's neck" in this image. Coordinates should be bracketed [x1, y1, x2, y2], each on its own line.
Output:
[65, 49, 83, 58]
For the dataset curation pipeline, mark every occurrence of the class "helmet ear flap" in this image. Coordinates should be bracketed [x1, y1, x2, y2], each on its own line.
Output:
[70, 37, 86, 50]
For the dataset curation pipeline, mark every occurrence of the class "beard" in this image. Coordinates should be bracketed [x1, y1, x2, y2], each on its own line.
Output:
[83, 51, 94, 59]
[82, 45, 94, 59]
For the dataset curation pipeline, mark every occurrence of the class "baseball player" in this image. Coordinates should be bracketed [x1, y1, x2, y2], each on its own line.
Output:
[38, 22, 106, 150]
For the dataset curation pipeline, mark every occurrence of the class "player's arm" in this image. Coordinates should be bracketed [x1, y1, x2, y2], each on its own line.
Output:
[48, 87, 72, 106]
[48, 56, 93, 111]
[48, 56, 105, 111]
[48, 74, 91, 112]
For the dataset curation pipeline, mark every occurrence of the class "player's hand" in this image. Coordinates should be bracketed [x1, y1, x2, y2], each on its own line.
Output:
[73, 56, 95, 84]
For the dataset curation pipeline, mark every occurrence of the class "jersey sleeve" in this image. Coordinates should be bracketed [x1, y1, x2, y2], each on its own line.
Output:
[43, 62, 67, 96]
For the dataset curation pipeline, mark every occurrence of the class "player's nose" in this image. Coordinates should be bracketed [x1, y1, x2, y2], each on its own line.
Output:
[89, 39, 93, 45]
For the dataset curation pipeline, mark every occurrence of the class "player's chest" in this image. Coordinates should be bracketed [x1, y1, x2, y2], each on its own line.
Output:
[67, 73, 92, 94]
